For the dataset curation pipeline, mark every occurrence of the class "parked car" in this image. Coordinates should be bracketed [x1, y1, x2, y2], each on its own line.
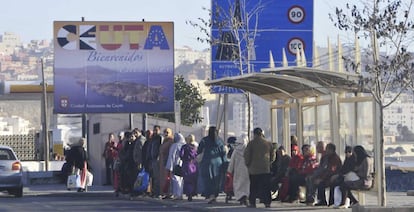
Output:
[0, 145, 23, 197]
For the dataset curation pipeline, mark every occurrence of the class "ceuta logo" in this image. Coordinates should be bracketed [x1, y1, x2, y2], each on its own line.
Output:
[60, 97, 68, 108]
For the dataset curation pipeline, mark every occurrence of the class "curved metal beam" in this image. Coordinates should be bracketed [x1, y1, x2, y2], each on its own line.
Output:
[205, 72, 332, 100]
[232, 80, 296, 99]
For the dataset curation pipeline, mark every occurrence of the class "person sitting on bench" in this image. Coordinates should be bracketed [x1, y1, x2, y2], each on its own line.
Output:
[336, 145, 374, 209]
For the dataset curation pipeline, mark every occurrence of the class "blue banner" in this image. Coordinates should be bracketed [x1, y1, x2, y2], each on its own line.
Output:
[211, 0, 314, 93]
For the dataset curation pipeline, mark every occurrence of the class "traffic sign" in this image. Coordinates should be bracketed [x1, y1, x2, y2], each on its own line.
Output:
[211, 0, 314, 94]
[288, 5, 306, 24]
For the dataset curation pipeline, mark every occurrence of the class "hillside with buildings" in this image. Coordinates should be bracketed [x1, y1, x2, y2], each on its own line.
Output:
[0, 31, 414, 150]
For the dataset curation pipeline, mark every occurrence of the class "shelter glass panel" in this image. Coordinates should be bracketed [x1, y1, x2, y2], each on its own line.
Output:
[357, 101, 374, 151]
[274, 108, 284, 144]
[317, 104, 331, 143]
[339, 102, 356, 147]
[290, 106, 298, 138]
[303, 105, 316, 144]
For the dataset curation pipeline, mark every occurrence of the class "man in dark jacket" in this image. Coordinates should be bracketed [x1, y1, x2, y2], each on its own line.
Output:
[244, 128, 275, 208]
[148, 125, 162, 198]
[305, 143, 342, 206]
[133, 129, 146, 170]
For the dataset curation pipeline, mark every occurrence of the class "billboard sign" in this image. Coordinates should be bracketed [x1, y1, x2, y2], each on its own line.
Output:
[53, 21, 174, 113]
[211, 0, 314, 93]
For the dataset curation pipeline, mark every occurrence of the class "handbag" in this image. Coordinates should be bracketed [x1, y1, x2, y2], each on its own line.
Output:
[224, 172, 233, 194]
[173, 164, 182, 176]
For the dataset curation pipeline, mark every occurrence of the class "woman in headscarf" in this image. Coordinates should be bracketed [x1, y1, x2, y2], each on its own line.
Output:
[227, 134, 250, 205]
[179, 134, 198, 201]
[159, 128, 174, 199]
[166, 132, 186, 200]
[197, 126, 226, 203]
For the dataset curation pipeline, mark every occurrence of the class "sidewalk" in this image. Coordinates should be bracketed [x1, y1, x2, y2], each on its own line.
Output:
[130, 191, 414, 212]
[25, 184, 414, 211]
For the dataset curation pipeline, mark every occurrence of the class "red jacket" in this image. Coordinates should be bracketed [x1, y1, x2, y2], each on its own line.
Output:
[298, 155, 317, 175]
[288, 154, 304, 171]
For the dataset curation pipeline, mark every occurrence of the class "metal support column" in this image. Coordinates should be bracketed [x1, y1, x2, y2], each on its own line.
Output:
[330, 93, 340, 151]
[142, 113, 147, 131]
[270, 100, 277, 144]
[129, 113, 133, 130]
[296, 99, 303, 148]
[223, 94, 228, 143]
[283, 100, 290, 151]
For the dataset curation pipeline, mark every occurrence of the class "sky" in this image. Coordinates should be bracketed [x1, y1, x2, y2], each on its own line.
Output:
[0, 0, 356, 50]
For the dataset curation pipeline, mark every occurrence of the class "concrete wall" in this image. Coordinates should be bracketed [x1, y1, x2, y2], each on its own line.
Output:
[21, 161, 65, 172]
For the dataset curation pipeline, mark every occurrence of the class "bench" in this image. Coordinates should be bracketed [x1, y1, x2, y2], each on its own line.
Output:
[297, 184, 373, 205]
[352, 180, 377, 205]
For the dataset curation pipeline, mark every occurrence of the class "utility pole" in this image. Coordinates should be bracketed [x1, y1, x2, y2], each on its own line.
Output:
[40, 58, 49, 171]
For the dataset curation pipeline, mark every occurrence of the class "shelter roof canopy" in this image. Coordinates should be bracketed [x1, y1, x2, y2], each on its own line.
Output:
[205, 66, 363, 101]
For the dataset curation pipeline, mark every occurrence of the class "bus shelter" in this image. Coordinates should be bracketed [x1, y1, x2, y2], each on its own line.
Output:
[205, 66, 382, 205]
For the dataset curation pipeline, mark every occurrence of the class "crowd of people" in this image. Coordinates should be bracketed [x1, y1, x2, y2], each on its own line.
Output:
[101, 125, 375, 209]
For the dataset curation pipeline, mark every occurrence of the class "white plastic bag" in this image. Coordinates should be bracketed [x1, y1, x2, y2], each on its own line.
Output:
[86, 171, 93, 186]
[344, 171, 360, 181]
[67, 173, 81, 189]
[334, 186, 350, 207]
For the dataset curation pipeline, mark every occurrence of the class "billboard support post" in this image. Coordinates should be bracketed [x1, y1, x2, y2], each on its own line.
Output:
[41, 58, 50, 171]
